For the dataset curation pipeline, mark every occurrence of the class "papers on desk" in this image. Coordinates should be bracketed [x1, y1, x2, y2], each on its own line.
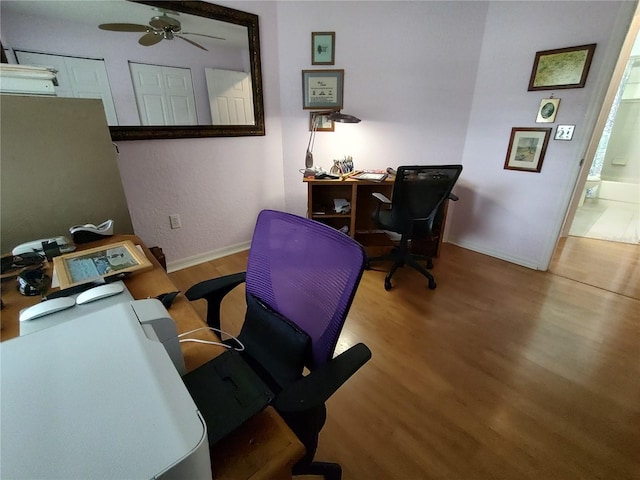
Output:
[351, 171, 388, 182]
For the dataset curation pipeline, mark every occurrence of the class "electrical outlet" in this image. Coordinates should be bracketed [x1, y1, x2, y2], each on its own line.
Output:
[169, 214, 181, 229]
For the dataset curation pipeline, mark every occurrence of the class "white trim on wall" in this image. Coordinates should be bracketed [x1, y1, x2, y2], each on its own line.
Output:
[166, 241, 250, 273]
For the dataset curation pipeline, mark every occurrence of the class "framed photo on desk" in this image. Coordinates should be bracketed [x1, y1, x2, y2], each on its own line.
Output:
[53, 240, 152, 288]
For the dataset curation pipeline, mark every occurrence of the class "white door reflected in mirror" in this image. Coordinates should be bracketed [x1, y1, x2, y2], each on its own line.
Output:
[129, 63, 198, 126]
[205, 68, 255, 125]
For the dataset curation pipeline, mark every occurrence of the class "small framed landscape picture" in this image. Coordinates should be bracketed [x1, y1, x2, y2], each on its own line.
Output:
[504, 127, 552, 173]
[528, 44, 596, 91]
[53, 240, 152, 288]
[311, 32, 335, 65]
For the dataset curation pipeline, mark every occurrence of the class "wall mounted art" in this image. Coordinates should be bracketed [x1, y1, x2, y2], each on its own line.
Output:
[312, 32, 335, 65]
[309, 111, 335, 132]
[504, 127, 552, 173]
[302, 69, 344, 109]
[528, 44, 596, 91]
[536, 98, 560, 123]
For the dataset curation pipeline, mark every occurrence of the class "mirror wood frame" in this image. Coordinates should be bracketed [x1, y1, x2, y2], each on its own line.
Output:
[1, 0, 265, 141]
[113, 0, 265, 141]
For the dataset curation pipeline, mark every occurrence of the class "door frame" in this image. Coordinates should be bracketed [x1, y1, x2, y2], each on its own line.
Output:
[559, 4, 640, 238]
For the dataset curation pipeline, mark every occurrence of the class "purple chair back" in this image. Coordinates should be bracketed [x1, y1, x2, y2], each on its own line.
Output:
[245, 210, 365, 370]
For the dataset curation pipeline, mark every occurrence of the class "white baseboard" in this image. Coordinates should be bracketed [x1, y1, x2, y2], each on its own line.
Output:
[166, 241, 250, 273]
[446, 239, 541, 271]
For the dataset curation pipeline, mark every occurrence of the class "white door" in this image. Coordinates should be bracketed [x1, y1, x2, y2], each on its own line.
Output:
[205, 68, 254, 125]
[129, 63, 197, 126]
[15, 51, 118, 125]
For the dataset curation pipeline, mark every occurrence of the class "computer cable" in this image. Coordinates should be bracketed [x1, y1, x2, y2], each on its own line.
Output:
[178, 326, 245, 351]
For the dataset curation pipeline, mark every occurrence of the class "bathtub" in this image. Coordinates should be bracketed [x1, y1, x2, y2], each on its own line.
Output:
[598, 180, 640, 204]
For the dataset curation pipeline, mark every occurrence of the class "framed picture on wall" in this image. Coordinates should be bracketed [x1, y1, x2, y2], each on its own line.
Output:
[309, 111, 335, 132]
[536, 98, 560, 123]
[302, 69, 344, 109]
[504, 127, 552, 173]
[311, 32, 335, 65]
[528, 44, 597, 91]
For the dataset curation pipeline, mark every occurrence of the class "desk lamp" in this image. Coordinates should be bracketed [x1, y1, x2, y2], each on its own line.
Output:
[305, 110, 361, 169]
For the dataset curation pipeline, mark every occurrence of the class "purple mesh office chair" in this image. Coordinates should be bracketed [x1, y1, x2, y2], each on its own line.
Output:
[186, 210, 371, 480]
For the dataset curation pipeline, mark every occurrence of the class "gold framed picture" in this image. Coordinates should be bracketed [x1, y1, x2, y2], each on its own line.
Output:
[53, 240, 152, 289]
[528, 44, 596, 91]
[302, 69, 344, 110]
[309, 111, 335, 132]
[311, 32, 335, 65]
[536, 98, 560, 123]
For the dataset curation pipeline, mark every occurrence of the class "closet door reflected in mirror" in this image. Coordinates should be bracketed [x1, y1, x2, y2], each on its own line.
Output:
[15, 51, 118, 125]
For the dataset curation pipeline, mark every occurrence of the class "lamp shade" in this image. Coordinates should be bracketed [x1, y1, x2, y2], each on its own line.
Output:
[328, 111, 361, 123]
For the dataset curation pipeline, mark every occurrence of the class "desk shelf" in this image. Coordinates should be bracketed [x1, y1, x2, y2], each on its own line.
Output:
[304, 177, 447, 258]
[305, 177, 392, 242]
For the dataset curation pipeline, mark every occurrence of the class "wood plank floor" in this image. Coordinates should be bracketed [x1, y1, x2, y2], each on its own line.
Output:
[550, 236, 639, 299]
[170, 238, 640, 480]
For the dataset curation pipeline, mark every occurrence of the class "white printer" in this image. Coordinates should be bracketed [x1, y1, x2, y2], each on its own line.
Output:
[0, 284, 212, 479]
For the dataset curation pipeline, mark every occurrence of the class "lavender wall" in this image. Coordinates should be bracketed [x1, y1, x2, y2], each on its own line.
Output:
[278, 1, 488, 218]
[2, 1, 285, 268]
[277, 1, 634, 270]
[114, 0, 286, 268]
[446, 1, 635, 269]
[2, 1, 634, 271]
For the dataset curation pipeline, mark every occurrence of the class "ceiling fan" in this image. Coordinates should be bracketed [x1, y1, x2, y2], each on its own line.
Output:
[99, 12, 225, 51]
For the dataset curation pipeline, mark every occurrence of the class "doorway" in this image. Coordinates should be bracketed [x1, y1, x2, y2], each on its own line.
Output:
[568, 32, 640, 245]
[550, 6, 639, 294]
[561, 8, 640, 246]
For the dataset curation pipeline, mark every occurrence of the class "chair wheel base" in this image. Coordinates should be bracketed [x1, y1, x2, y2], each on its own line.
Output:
[428, 279, 437, 290]
[384, 279, 392, 291]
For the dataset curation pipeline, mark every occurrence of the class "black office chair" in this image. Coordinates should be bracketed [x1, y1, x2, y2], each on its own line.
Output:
[367, 165, 462, 291]
[185, 210, 371, 480]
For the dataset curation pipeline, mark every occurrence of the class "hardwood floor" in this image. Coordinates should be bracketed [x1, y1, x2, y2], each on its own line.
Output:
[169, 239, 640, 480]
[550, 235, 639, 299]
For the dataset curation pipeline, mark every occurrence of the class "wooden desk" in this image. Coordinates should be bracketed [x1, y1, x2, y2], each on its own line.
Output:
[304, 177, 447, 258]
[0, 235, 304, 480]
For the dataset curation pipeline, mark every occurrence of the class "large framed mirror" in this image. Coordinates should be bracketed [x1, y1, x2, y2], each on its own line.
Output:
[0, 0, 264, 140]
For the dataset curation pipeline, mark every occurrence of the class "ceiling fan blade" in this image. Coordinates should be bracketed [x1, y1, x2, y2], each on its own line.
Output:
[99, 23, 149, 32]
[176, 35, 208, 51]
[139, 32, 163, 47]
[181, 32, 226, 41]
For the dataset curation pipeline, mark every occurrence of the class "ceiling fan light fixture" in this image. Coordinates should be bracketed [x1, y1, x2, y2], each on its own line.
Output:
[149, 14, 180, 29]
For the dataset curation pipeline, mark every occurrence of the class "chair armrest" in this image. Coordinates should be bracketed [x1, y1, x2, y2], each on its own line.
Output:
[184, 272, 246, 330]
[273, 343, 372, 413]
[372, 192, 391, 204]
